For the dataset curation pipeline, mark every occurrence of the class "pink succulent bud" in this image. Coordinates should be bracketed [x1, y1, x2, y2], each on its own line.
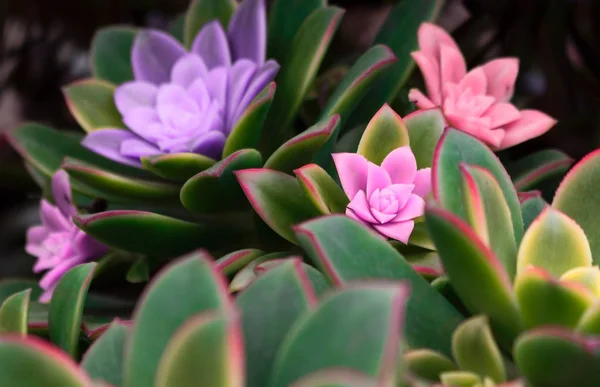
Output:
[333, 147, 431, 243]
[409, 23, 557, 150]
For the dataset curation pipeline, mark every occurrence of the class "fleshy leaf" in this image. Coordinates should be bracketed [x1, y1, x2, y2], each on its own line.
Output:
[561, 266, 600, 297]
[81, 320, 129, 386]
[510, 149, 573, 192]
[294, 215, 463, 356]
[180, 149, 263, 213]
[141, 153, 216, 182]
[91, 27, 136, 84]
[404, 108, 446, 169]
[270, 283, 408, 387]
[49, 263, 97, 359]
[183, 0, 236, 49]
[356, 104, 409, 165]
[237, 259, 316, 387]
[237, 169, 321, 243]
[63, 79, 125, 133]
[228, 253, 291, 293]
[125, 250, 232, 387]
[553, 149, 600, 265]
[404, 349, 457, 382]
[0, 289, 31, 336]
[216, 249, 265, 278]
[577, 301, 600, 335]
[289, 369, 378, 387]
[439, 371, 481, 387]
[126, 258, 150, 284]
[294, 163, 349, 214]
[520, 194, 548, 231]
[516, 207, 592, 277]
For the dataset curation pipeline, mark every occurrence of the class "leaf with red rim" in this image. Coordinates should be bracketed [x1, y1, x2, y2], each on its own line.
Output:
[0, 289, 31, 336]
[270, 283, 409, 387]
[237, 259, 317, 387]
[124, 250, 233, 387]
[290, 369, 378, 387]
[294, 163, 349, 215]
[405, 108, 446, 169]
[294, 215, 462, 356]
[91, 26, 136, 84]
[140, 152, 216, 182]
[81, 320, 129, 386]
[180, 149, 263, 213]
[228, 252, 293, 293]
[425, 206, 523, 348]
[509, 149, 573, 192]
[63, 79, 125, 133]
[356, 104, 409, 165]
[215, 249, 265, 278]
[553, 148, 600, 265]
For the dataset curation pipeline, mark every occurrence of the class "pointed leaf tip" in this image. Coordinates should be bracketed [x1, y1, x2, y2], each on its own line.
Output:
[357, 104, 409, 165]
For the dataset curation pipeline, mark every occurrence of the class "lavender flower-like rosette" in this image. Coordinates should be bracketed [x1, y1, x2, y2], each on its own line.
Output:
[82, 0, 279, 166]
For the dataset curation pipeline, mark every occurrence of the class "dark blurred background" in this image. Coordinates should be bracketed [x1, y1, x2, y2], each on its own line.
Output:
[0, 0, 599, 275]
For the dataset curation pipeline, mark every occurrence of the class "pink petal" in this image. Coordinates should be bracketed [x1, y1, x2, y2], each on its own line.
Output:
[408, 88, 436, 109]
[347, 190, 377, 224]
[387, 184, 414, 209]
[440, 44, 467, 88]
[72, 230, 108, 258]
[418, 23, 461, 60]
[497, 109, 557, 150]
[51, 170, 77, 218]
[40, 200, 71, 231]
[171, 54, 209, 88]
[445, 112, 505, 148]
[371, 208, 396, 224]
[482, 58, 519, 102]
[366, 163, 392, 198]
[332, 153, 369, 199]
[411, 52, 442, 106]
[380, 146, 417, 185]
[346, 208, 371, 228]
[373, 220, 415, 243]
[459, 67, 487, 96]
[114, 82, 157, 117]
[393, 194, 426, 222]
[25, 226, 49, 258]
[368, 188, 382, 211]
[413, 168, 432, 198]
[484, 102, 521, 129]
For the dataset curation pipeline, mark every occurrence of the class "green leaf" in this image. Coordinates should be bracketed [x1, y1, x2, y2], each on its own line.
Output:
[405, 108, 446, 169]
[155, 313, 242, 387]
[180, 149, 263, 213]
[263, 7, 344, 152]
[576, 301, 600, 335]
[356, 104, 409, 165]
[561, 266, 600, 297]
[265, 115, 340, 174]
[520, 193, 548, 231]
[452, 316, 506, 383]
[228, 253, 291, 293]
[294, 163, 349, 214]
[183, 0, 236, 49]
[216, 249, 265, 278]
[433, 129, 523, 244]
[169, 14, 186, 42]
[49, 262, 97, 359]
[0, 336, 92, 386]
[237, 260, 316, 387]
[517, 207, 592, 277]
[91, 27, 136, 84]
[289, 369, 378, 387]
[81, 321, 129, 386]
[425, 206, 523, 349]
[510, 149, 573, 192]
[141, 153, 216, 182]
[224, 82, 276, 158]
[439, 371, 481, 387]
[294, 215, 463, 356]
[125, 251, 232, 387]
[553, 149, 600, 265]
[270, 283, 408, 387]
[0, 289, 31, 336]
[404, 349, 457, 382]
[0, 280, 42, 303]
[63, 79, 125, 133]
[126, 259, 150, 284]
[514, 327, 600, 387]
[237, 168, 321, 243]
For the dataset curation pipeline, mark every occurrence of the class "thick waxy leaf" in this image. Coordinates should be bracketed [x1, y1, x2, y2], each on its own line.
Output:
[577, 301, 600, 335]
[517, 207, 592, 277]
[0, 289, 31, 336]
[228, 253, 291, 292]
[63, 79, 125, 133]
[216, 249, 265, 278]
[265, 115, 340, 174]
[433, 129, 523, 244]
[510, 149, 573, 192]
[270, 283, 408, 387]
[49, 262, 97, 358]
[404, 108, 445, 169]
[81, 321, 129, 386]
[224, 83, 276, 158]
[514, 327, 600, 387]
[553, 149, 600, 265]
[183, 0, 236, 49]
[294, 215, 463, 356]
[520, 194, 548, 231]
[460, 164, 517, 280]
[91, 27, 136, 84]
[125, 251, 232, 387]
[267, 0, 325, 63]
[0, 336, 92, 386]
[294, 164, 349, 214]
[237, 169, 321, 243]
[404, 349, 457, 382]
[126, 259, 149, 284]
[515, 267, 593, 329]
[237, 260, 316, 387]
[181, 149, 262, 213]
[425, 207, 523, 348]
[155, 313, 242, 387]
[345, 0, 444, 127]
[439, 371, 481, 387]
[290, 369, 378, 387]
[263, 7, 344, 151]
[452, 316, 506, 383]
[561, 266, 600, 297]
[141, 153, 216, 182]
[356, 104, 409, 165]
[74, 211, 244, 257]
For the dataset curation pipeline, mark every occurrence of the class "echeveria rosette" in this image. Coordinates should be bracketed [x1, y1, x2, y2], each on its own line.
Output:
[408, 23, 556, 150]
[333, 146, 431, 243]
[82, 0, 279, 167]
[25, 170, 108, 303]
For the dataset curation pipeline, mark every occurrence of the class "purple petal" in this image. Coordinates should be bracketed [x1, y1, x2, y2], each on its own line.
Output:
[40, 200, 71, 231]
[120, 138, 162, 158]
[191, 21, 232, 69]
[227, 0, 266, 64]
[366, 163, 392, 198]
[347, 190, 377, 224]
[114, 81, 158, 116]
[206, 67, 228, 111]
[380, 146, 417, 185]
[51, 170, 77, 218]
[171, 54, 209, 88]
[373, 221, 415, 243]
[188, 78, 211, 112]
[132, 29, 186, 84]
[38, 257, 84, 303]
[123, 107, 163, 142]
[191, 131, 226, 159]
[82, 129, 145, 167]
[72, 230, 109, 258]
[332, 153, 369, 200]
[233, 60, 279, 123]
[156, 84, 200, 129]
[227, 59, 257, 129]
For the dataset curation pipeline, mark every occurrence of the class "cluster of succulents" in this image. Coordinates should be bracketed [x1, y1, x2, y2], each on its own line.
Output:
[1, 0, 596, 386]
